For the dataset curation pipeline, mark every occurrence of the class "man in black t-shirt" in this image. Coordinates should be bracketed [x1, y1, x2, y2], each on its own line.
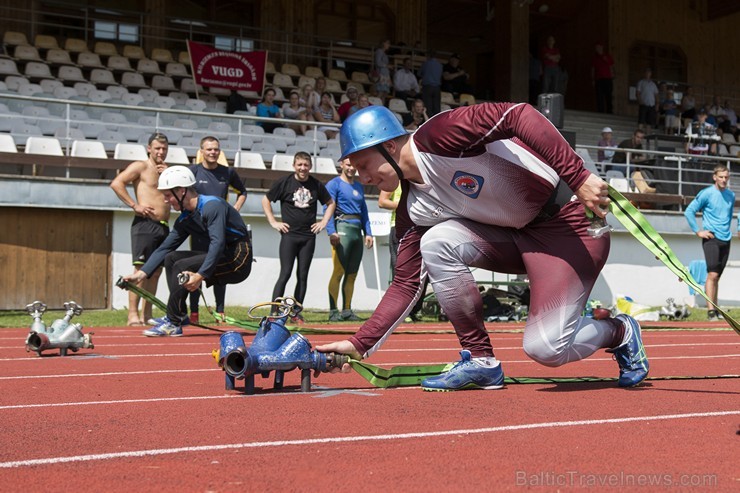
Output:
[187, 136, 248, 323]
[261, 152, 335, 322]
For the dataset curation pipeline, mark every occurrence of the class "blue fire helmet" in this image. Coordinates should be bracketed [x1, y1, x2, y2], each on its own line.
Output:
[339, 105, 407, 160]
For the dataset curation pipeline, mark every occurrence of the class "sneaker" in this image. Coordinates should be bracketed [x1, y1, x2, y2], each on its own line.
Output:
[142, 322, 183, 337]
[606, 314, 649, 387]
[190, 312, 199, 324]
[707, 310, 720, 322]
[328, 309, 342, 322]
[146, 315, 190, 327]
[341, 309, 361, 321]
[421, 350, 505, 392]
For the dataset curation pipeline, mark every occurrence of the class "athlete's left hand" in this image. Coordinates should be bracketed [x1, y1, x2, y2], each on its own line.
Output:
[575, 173, 610, 217]
[181, 271, 203, 292]
[311, 221, 326, 234]
[364, 236, 374, 248]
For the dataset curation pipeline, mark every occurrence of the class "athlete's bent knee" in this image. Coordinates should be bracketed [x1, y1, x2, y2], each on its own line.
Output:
[522, 340, 568, 367]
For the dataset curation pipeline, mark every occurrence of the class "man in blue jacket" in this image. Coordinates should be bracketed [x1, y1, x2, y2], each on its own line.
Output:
[124, 166, 252, 336]
[684, 164, 736, 321]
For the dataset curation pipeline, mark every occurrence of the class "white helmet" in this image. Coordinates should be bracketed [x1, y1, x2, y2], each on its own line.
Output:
[157, 166, 195, 190]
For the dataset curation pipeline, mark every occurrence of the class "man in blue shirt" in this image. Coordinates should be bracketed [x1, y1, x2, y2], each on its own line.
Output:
[419, 51, 442, 116]
[684, 164, 736, 321]
[124, 166, 253, 336]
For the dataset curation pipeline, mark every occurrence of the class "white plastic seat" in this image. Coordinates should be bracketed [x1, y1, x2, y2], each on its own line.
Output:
[73, 82, 96, 97]
[324, 78, 344, 94]
[138, 88, 159, 102]
[64, 38, 89, 54]
[0, 59, 21, 77]
[151, 75, 177, 92]
[12, 122, 43, 138]
[441, 91, 457, 106]
[241, 124, 265, 142]
[3, 31, 29, 48]
[90, 68, 117, 87]
[234, 151, 266, 169]
[272, 73, 296, 89]
[319, 146, 341, 161]
[315, 157, 338, 175]
[608, 177, 630, 192]
[4, 75, 29, 91]
[14, 45, 43, 63]
[122, 45, 146, 60]
[605, 170, 626, 180]
[273, 127, 297, 146]
[185, 98, 207, 112]
[107, 55, 135, 73]
[265, 61, 276, 74]
[57, 65, 86, 83]
[77, 52, 105, 69]
[151, 48, 174, 64]
[17, 83, 44, 97]
[113, 143, 148, 161]
[166, 146, 190, 165]
[180, 78, 202, 94]
[88, 89, 112, 103]
[45, 49, 76, 67]
[35, 35, 60, 51]
[328, 68, 347, 82]
[281, 63, 301, 77]
[24, 62, 54, 81]
[54, 127, 85, 142]
[105, 85, 129, 100]
[120, 71, 148, 89]
[168, 91, 189, 104]
[271, 153, 296, 171]
[260, 134, 288, 153]
[388, 98, 409, 113]
[252, 142, 277, 162]
[25, 136, 64, 156]
[304, 66, 324, 79]
[101, 112, 128, 129]
[207, 121, 233, 138]
[39, 78, 61, 93]
[297, 76, 316, 90]
[70, 139, 108, 159]
[285, 144, 313, 155]
[122, 93, 144, 106]
[0, 134, 18, 153]
[165, 62, 189, 79]
[136, 58, 163, 75]
[94, 41, 118, 58]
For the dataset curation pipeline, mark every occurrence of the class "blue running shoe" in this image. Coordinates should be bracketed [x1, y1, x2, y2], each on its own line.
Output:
[146, 315, 190, 326]
[142, 322, 183, 337]
[421, 350, 505, 392]
[606, 314, 649, 387]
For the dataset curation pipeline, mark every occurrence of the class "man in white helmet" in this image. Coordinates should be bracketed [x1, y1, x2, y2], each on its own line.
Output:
[124, 166, 253, 336]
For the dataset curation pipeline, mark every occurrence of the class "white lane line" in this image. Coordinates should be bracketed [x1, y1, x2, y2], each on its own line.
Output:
[0, 369, 216, 380]
[0, 353, 212, 362]
[0, 410, 737, 469]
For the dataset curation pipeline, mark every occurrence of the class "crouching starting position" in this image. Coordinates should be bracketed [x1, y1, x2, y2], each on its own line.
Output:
[124, 166, 253, 336]
[317, 103, 649, 390]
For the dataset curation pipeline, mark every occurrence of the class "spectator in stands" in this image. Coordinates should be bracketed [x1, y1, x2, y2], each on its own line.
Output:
[226, 90, 249, 114]
[721, 100, 738, 136]
[403, 98, 429, 131]
[300, 83, 319, 118]
[611, 128, 647, 175]
[187, 136, 247, 324]
[596, 126, 617, 163]
[282, 90, 308, 135]
[373, 39, 392, 103]
[420, 50, 443, 116]
[348, 93, 371, 117]
[261, 152, 335, 323]
[441, 53, 472, 98]
[708, 95, 731, 132]
[393, 57, 420, 101]
[325, 157, 373, 322]
[110, 132, 171, 327]
[636, 68, 659, 131]
[591, 42, 614, 114]
[313, 91, 341, 139]
[256, 87, 283, 133]
[540, 35, 562, 94]
[680, 86, 697, 128]
[337, 86, 359, 122]
[685, 108, 718, 155]
[662, 88, 680, 134]
[684, 164, 736, 321]
[378, 183, 426, 323]
[125, 166, 253, 337]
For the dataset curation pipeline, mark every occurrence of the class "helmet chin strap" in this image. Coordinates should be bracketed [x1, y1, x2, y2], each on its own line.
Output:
[174, 187, 188, 211]
[375, 143, 404, 181]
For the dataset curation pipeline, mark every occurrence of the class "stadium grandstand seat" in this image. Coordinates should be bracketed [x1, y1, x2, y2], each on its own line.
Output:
[168, 91, 189, 104]
[77, 121, 103, 138]
[166, 146, 190, 164]
[315, 157, 338, 175]
[120, 71, 148, 90]
[281, 63, 301, 78]
[90, 68, 117, 87]
[231, 135, 254, 150]
[106, 85, 129, 100]
[180, 78, 201, 94]
[137, 58, 163, 76]
[285, 144, 313, 155]
[605, 169, 625, 180]
[101, 111, 128, 128]
[271, 86, 287, 102]
[154, 95, 176, 109]
[328, 68, 348, 82]
[297, 76, 316, 90]
[271, 153, 295, 171]
[40, 78, 62, 93]
[3, 32, 29, 48]
[12, 122, 43, 140]
[34, 34, 59, 51]
[0, 134, 18, 153]
[185, 98, 206, 112]
[164, 62, 188, 79]
[304, 129, 328, 147]
[441, 91, 457, 106]
[22, 104, 52, 122]
[73, 82, 95, 97]
[113, 143, 148, 161]
[52, 85, 77, 99]
[346, 81, 364, 93]
[151, 48, 174, 64]
[241, 124, 265, 142]
[138, 88, 159, 102]
[5, 74, 30, 91]
[388, 98, 409, 113]
[151, 75, 177, 92]
[122, 92, 144, 106]
[24, 136, 64, 156]
[122, 45, 146, 60]
[24, 62, 54, 82]
[67, 108, 90, 122]
[70, 139, 107, 159]
[234, 151, 266, 169]
[107, 55, 135, 73]
[265, 61, 276, 75]
[324, 78, 343, 95]
[0, 59, 22, 77]
[17, 83, 44, 96]
[319, 146, 341, 161]
[207, 121, 233, 138]
[459, 93, 476, 106]
[272, 73, 296, 89]
[260, 134, 288, 153]
[173, 118, 198, 134]
[440, 103, 451, 112]
[351, 71, 371, 86]
[252, 142, 277, 161]
[94, 42, 118, 58]
[64, 38, 89, 54]
[177, 51, 191, 65]
[304, 66, 324, 79]
[77, 52, 105, 69]
[273, 127, 297, 146]
[54, 127, 85, 148]
[57, 65, 86, 84]
[209, 86, 231, 97]
[88, 89, 112, 103]
[14, 45, 43, 64]
[46, 49, 76, 67]
[608, 177, 630, 192]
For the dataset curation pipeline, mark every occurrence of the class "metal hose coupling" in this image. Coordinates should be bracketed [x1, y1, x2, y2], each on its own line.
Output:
[25, 301, 94, 357]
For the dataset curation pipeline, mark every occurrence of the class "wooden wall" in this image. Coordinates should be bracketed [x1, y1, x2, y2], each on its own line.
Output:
[0, 208, 112, 310]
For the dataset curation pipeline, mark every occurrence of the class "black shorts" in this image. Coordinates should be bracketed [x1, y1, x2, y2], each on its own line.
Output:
[702, 237, 731, 275]
[131, 216, 169, 265]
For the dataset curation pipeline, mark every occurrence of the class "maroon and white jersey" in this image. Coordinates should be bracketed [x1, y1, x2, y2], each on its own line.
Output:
[349, 102, 592, 357]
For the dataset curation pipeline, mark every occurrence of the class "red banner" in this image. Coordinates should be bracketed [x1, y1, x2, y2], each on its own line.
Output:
[187, 40, 266, 93]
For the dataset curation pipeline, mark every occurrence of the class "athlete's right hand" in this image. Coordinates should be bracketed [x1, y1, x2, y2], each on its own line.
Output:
[315, 340, 361, 373]
[271, 221, 290, 234]
[132, 203, 155, 217]
[123, 271, 146, 283]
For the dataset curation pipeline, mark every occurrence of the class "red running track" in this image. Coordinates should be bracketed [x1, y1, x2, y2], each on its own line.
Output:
[0, 323, 738, 492]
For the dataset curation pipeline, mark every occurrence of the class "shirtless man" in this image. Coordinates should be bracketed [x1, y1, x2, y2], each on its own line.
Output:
[110, 133, 171, 325]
